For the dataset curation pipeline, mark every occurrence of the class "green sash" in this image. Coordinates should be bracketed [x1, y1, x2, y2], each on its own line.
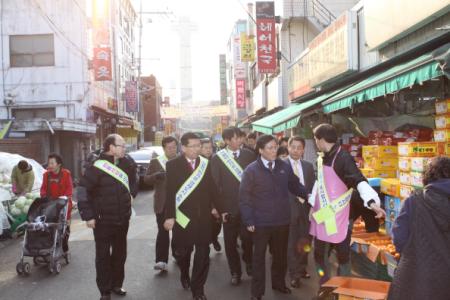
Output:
[312, 155, 353, 235]
[94, 160, 130, 192]
[175, 157, 208, 228]
[216, 149, 243, 182]
[157, 155, 168, 171]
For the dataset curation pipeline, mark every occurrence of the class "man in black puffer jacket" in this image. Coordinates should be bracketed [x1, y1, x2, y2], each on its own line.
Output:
[78, 134, 137, 300]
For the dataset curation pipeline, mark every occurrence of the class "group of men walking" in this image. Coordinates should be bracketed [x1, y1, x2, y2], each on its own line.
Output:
[77, 123, 385, 300]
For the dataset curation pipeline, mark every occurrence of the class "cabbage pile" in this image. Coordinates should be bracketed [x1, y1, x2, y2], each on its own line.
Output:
[10, 193, 40, 216]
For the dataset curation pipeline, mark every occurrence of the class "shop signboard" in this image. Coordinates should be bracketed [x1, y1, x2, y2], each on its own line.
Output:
[219, 54, 227, 104]
[256, 1, 277, 74]
[240, 32, 255, 62]
[288, 49, 313, 101]
[308, 11, 357, 87]
[160, 105, 231, 119]
[125, 81, 138, 112]
[236, 79, 246, 109]
[93, 47, 112, 81]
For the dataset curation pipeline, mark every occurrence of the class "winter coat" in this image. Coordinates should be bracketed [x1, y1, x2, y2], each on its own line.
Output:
[11, 165, 35, 194]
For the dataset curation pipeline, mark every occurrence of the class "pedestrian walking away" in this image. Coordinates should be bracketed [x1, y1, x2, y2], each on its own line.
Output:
[144, 135, 179, 273]
[40, 153, 73, 254]
[77, 134, 138, 300]
[239, 134, 308, 300]
[164, 132, 224, 300]
[285, 136, 315, 289]
[308, 124, 386, 288]
[211, 127, 256, 286]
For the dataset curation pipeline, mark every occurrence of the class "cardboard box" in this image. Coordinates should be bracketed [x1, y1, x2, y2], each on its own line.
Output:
[398, 157, 410, 171]
[372, 170, 397, 178]
[435, 114, 450, 129]
[362, 145, 398, 160]
[381, 178, 401, 198]
[447, 142, 450, 156]
[366, 158, 398, 170]
[399, 171, 411, 185]
[434, 129, 450, 142]
[385, 195, 402, 212]
[410, 157, 432, 172]
[322, 277, 391, 300]
[360, 168, 374, 178]
[400, 184, 415, 199]
[410, 171, 424, 188]
[435, 99, 450, 115]
[398, 142, 446, 157]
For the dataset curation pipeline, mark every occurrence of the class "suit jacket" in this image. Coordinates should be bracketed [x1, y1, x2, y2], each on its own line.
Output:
[210, 148, 256, 216]
[165, 155, 222, 247]
[285, 157, 315, 232]
[144, 158, 166, 214]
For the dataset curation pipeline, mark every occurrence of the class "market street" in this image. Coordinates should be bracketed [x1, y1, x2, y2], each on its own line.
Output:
[0, 189, 319, 300]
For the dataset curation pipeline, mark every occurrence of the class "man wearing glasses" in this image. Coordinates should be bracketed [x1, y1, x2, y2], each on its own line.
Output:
[164, 132, 223, 300]
[78, 134, 138, 300]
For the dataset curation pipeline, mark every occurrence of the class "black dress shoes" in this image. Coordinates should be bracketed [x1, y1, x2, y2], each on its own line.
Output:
[272, 286, 292, 294]
[181, 274, 191, 290]
[290, 278, 302, 288]
[212, 240, 222, 252]
[301, 271, 311, 279]
[231, 274, 241, 286]
[112, 287, 126, 296]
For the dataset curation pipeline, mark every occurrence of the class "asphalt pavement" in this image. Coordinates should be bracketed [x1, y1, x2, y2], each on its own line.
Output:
[0, 189, 319, 300]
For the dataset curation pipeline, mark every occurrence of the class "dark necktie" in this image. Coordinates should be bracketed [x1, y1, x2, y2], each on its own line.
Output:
[233, 152, 238, 160]
[268, 161, 273, 172]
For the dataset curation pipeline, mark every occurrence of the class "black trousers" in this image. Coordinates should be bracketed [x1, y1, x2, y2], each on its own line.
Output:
[223, 217, 253, 276]
[155, 213, 170, 263]
[313, 226, 352, 285]
[177, 244, 210, 297]
[93, 222, 129, 294]
[252, 225, 289, 297]
[211, 217, 222, 243]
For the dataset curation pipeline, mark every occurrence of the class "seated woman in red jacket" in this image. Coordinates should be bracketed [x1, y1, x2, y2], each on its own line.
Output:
[40, 153, 73, 253]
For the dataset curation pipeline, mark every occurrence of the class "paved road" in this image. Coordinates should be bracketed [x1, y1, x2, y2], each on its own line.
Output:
[0, 189, 319, 300]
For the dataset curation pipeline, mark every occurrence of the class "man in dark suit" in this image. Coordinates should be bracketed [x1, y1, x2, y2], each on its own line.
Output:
[211, 127, 256, 286]
[285, 136, 315, 288]
[144, 136, 178, 272]
[164, 132, 223, 300]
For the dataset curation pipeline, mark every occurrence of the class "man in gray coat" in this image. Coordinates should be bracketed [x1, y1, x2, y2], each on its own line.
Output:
[285, 136, 315, 288]
[144, 136, 178, 272]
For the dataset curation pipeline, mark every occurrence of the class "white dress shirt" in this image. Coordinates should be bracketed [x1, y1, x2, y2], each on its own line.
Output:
[289, 156, 305, 185]
[261, 156, 275, 170]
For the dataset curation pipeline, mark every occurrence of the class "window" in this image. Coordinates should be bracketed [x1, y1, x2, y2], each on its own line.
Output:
[10, 34, 55, 67]
[12, 108, 56, 120]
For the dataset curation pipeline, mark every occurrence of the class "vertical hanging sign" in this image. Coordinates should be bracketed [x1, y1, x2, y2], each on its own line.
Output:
[93, 47, 112, 81]
[236, 79, 246, 109]
[256, 1, 277, 73]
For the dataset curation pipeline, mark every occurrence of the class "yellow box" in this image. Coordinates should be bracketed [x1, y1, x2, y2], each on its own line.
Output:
[434, 129, 450, 142]
[398, 157, 411, 172]
[360, 168, 374, 178]
[410, 172, 425, 188]
[400, 184, 415, 199]
[399, 172, 411, 185]
[398, 142, 446, 157]
[435, 114, 450, 129]
[410, 157, 432, 172]
[447, 142, 450, 156]
[373, 170, 397, 178]
[435, 99, 450, 115]
[362, 145, 398, 160]
[366, 158, 398, 170]
[381, 178, 401, 198]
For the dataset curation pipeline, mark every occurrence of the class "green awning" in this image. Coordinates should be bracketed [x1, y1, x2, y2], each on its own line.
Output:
[323, 53, 443, 114]
[252, 91, 340, 134]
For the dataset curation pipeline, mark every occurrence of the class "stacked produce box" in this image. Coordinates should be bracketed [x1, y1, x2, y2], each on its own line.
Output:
[361, 145, 398, 179]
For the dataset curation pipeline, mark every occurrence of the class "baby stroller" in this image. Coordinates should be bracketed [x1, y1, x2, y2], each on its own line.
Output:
[16, 196, 70, 276]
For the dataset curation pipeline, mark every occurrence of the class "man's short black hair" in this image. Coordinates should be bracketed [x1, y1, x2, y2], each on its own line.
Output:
[423, 156, 450, 185]
[18, 160, 29, 171]
[162, 136, 178, 148]
[277, 146, 289, 157]
[278, 137, 289, 145]
[48, 153, 63, 166]
[222, 127, 238, 141]
[181, 132, 200, 146]
[247, 132, 257, 140]
[238, 129, 246, 138]
[200, 138, 212, 145]
[103, 134, 119, 152]
[256, 134, 276, 153]
[288, 136, 306, 148]
[313, 124, 338, 143]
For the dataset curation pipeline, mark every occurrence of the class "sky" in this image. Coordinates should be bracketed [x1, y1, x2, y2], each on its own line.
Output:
[131, 0, 249, 104]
